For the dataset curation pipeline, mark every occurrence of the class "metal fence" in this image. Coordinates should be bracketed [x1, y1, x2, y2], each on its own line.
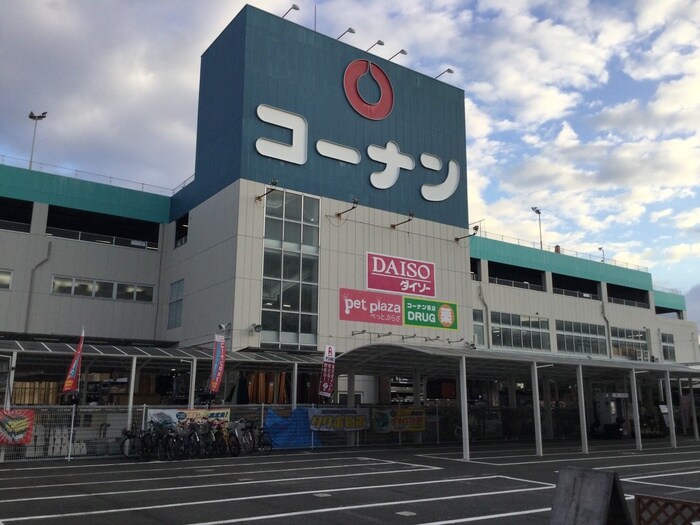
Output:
[0, 401, 680, 462]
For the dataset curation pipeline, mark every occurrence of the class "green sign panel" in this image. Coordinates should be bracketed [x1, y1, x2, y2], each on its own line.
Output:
[404, 298, 458, 330]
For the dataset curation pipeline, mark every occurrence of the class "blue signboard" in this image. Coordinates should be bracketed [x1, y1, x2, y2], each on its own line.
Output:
[179, 5, 467, 228]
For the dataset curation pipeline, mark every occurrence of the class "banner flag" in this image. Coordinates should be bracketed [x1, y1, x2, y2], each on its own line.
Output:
[209, 334, 226, 394]
[62, 329, 84, 393]
[319, 345, 336, 398]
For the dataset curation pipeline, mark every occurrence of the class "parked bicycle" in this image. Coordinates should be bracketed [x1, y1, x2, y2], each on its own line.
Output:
[212, 419, 240, 457]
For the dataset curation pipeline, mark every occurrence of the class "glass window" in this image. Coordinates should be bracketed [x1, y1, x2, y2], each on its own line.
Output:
[74, 278, 94, 297]
[135, 285, 153, 302]
[261, 310, 280, 332]
[282, 283, 300, 311]
[167, 279, 184, 329]
[265, 191, 284, 218]
[94, 281, 114, 299]
[262, 279, 281, 309]
[116, 283, 134, 300]
[492, 328, 502, 346]
[281, 312, 299, 333]
[302, 224, 319, 251]
[284, 193, 302, 221]
[264, 249, 282, 278]
[303, 196, 319, 224]
[283, 221, 301, 246]
[473, 309, 483, 323]
[300, 314, 318, 335]
[264, 217, 283, 243]
[263, 189, 319, 350]
[491, 311, 500, 324]
[502, 328, 512, 347]
[300, 284, 318, 313]
[283, 252, 301, 280]
[302, 255, 318, 283]
[52, 276, 73, 295]
[474, 325, 485, 345]
[0, 270, 11, 289]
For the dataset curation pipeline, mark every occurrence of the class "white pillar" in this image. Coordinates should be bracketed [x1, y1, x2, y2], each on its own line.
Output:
[188, 358, 197, 409]
[543, 377, 553, 439]
[689, 375, 699, 441]
[577, 365, 588, 454]
[459, 356, 470, 461]
[531, 362, 543, 457]
[347, 371, 356, 446]
[291, 363, 298, 410]
[126, 356, 137, 431]
[630, 369, 642, 451]
[665, 371, 677, 448]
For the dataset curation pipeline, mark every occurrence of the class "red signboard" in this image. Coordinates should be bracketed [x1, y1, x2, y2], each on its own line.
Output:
[319, 345, 336, 398]
[366, 252, 435, 297]
[209, 334, 226, 394]
[339, 288, 403, 325]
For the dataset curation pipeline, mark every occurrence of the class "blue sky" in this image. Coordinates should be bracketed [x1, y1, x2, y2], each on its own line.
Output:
[1, 0, 699, 325]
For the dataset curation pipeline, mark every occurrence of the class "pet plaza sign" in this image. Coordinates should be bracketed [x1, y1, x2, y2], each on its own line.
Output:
[339, 252, 458, 330]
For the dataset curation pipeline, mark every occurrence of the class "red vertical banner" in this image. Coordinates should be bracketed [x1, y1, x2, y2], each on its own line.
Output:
[210, 334, 226, 394]
[319, 345, 336, 398]
[62, 329, 84, 393]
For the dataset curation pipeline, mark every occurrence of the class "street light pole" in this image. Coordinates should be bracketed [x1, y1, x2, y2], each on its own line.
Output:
[28, 111, 47, 170]
[531, 206, 542, 249]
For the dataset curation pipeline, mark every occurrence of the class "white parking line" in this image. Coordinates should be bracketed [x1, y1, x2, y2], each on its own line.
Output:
[0, 476, 553, 523]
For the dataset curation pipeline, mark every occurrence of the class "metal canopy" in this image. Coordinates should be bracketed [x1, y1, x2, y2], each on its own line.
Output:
[335, 343, 700, 383]
[0, 340, 325, 378]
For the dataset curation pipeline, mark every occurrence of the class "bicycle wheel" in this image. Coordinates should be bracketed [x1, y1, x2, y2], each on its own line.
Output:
[240, 430, 254, 455]
[156, 436, 167, 461]
[140, 432, 154, 462]
[120, 435, 143, 460]
[228, 433, 241, 457]
[214, 432, 227, 457]
[258, 432, 272, 456]
[186, 431, 201, 459]
[167, 434, 185, 460]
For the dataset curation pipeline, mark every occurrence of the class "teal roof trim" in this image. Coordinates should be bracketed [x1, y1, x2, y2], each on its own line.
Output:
[470, 236, 653, 290]
[0, 165, 170, 223]
[653, 290, 686, 311]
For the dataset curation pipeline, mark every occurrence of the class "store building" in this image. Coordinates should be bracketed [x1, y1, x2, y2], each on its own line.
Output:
[1, 5, 698, 457]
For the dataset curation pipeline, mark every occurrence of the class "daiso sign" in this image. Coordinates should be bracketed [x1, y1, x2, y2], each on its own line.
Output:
[367, 252, 435, 297]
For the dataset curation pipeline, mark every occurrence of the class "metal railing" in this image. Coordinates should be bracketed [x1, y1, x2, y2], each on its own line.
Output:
[0, 219, 31, 234]
[46, 227, 159, 250]
[553, 288, 601, 301]
[1, 154, 184, 197]
[488, 276, 545, 292]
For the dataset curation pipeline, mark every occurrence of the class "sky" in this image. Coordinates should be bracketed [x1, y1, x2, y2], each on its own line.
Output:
[1, 0, 699, 327]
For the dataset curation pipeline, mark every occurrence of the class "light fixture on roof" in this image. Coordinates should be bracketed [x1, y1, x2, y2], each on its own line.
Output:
[599, 246, 605, 262]
[255, 179, 279, 201]
[424, 336, 440, 342]
[401, 334, 417, 342]
[366, 40, 384, 52]
[335, 198, 359, 218]
[376, 331, 392, 338]
[455, 224, 479, 242]
[351, 330, 366, 336]
[447, 338, 464, 344]
[390, 211, 414, 229]
[337, 27, 355, 40]
[28, 111, 47, 170]
[282, 4, 299, 18]
[435, 68, 453, 79]
[531, 206, 543, 249]
[389, 49, 407, 61]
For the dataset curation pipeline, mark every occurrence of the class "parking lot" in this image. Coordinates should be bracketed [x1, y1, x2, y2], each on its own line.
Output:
[1, 439, 700, 524]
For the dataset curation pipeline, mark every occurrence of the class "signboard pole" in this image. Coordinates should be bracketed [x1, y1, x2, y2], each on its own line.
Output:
[689, 375, 699, 441]
[459, 356, 469, 461]
[577, 365, 588, 454]
[126, 356, 137, 433]
[531, 362, 543, 457]
[630, 369, 642, 451]
[188, 358, 197, 409]
[665, 370, 677, 448]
